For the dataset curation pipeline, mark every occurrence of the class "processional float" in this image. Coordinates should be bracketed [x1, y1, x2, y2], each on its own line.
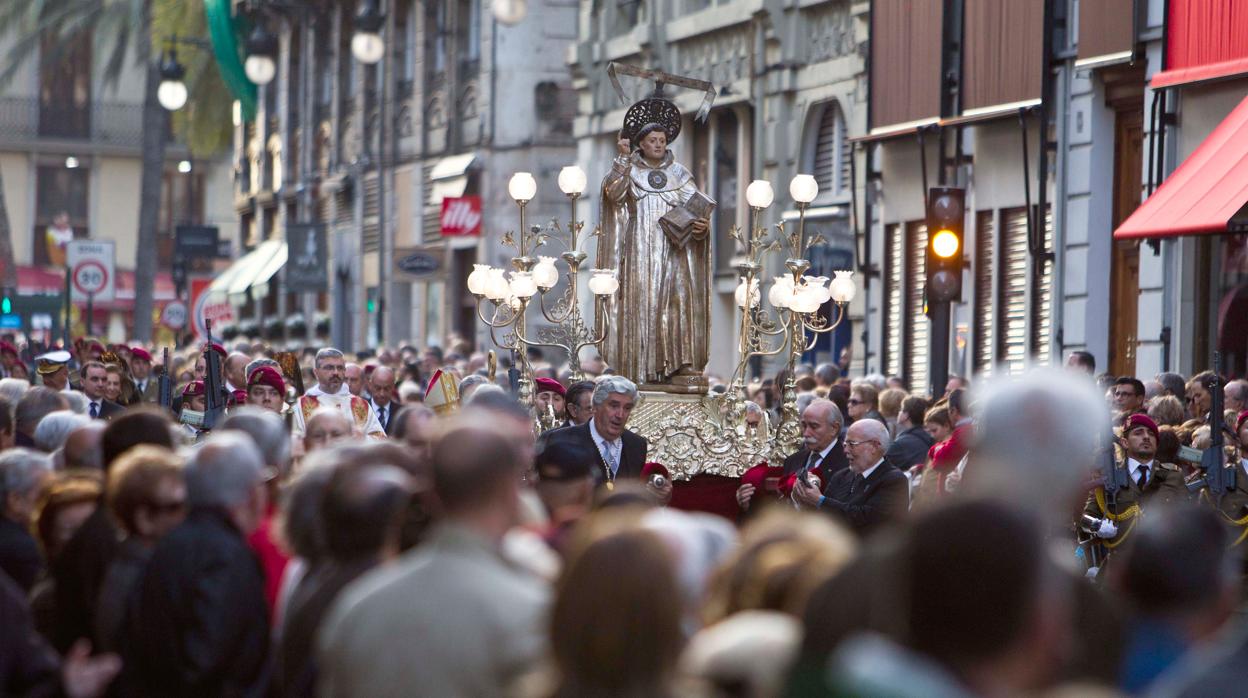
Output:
[467, 64, 855, 479]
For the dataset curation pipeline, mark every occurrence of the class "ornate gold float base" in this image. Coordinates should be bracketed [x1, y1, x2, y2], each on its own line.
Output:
[630, 391, 783, 480]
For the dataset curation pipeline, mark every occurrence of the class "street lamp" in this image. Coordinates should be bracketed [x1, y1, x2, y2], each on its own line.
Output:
[352, 0, 385, 64]
[244, 24, 278, 85]
[157, 49, 188, 111]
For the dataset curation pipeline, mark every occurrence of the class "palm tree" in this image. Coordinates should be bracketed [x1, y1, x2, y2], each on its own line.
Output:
[0, 0, 231, 343]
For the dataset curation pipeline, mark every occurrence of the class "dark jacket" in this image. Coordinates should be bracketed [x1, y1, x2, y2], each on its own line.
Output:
[93, 538, 152, 655]
[372, 400, 398, 435]
[277, 557, 379, 697]
[122, 508, 270, 698]
[818, 461, 909, 537]
[537, 421, 648, 484]
[87, 398, 124, 420]
[0, 570, 62, 697]
[0, 516, 42, 593]
[51, 505, 118, 652]
[782, 440, 850, 486]
[885, 425, 935, 472]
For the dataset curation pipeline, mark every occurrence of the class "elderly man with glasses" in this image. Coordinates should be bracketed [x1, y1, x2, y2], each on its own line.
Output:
[792, 418, 909, 537]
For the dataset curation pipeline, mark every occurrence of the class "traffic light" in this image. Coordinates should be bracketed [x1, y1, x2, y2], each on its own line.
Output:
[925, 187, 965, 305]
[0, 287, 13, 315]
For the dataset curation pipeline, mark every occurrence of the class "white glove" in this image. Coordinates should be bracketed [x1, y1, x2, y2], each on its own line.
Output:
[1085, 566, 1101, 579]
[1095, 519, 1118, 539]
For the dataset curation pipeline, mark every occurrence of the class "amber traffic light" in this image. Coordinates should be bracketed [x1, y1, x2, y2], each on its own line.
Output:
[926, 187, 965, 305]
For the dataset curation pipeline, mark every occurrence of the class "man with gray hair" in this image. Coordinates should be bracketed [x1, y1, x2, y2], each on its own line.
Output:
[60, 421, 106, 471]
[537, 375, 649, 488]
[292, 347, 384, 440]
[737, 398, 848, 511]
[793, 417, 908, 537]
[14, 387, 68, 448]
[0, 448, 52, 591]
[124, 431, 270, 696]
[33, 410, 91, 454]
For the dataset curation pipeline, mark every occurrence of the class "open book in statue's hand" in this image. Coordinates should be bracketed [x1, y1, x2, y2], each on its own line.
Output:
[660, 192, 717, 248]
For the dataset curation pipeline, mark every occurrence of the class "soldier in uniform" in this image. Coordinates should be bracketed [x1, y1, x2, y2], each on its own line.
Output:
[1192, 410, 1248, 545]
[1081, 414, 1187, 570]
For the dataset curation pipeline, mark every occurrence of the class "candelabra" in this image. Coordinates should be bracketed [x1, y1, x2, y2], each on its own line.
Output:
[467, 168, 618, 407]
[726, 174, 857, 452]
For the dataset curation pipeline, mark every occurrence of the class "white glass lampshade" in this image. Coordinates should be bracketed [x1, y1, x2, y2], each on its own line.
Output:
[588, 269, 619, 296]
[492, 0, 528, 24]
[829, 270, 856, 303]
[244, 54, 276, 86]
[484, 268, 510, 301]
[467, 264, 491, 295]
[789, 174, 819, 204]
[807, 276, 832, 304]
[532, 256, 560, 289]
[508, 172, 537, 202]
[790, 284, 822, 314]
[735, 278, 760, 309]
[557, 166, 587, 195]
[157, 79, 188, 111]
[768, 275, 795, 309]
[351, 31, 385, 64]
[509, 271, 538, 298]
[745, 180, 774, 209]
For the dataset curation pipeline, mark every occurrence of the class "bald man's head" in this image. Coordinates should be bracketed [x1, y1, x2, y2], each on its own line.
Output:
[369, 366, 397, 406]
[304, 408, 354, 453]
[345, 363, 364, 396]
[225, 352, 250, 389]
[63, 421, 107, 470]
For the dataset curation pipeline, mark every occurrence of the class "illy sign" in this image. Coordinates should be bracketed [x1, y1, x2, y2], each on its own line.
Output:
[440, 195, 482, 237]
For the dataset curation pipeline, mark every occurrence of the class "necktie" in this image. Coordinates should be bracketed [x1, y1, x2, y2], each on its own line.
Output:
[602, 440, 619, 475]
[90, 402, 98, 418]
[851, 473, 866, 494]
[378, 405, 386, 425]
[1136, 465, 1149, 489]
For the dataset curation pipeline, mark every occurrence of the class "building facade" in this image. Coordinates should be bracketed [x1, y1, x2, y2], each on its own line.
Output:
[231, 0, 578, 353]
[0, 29, 234, 344]
[570, 0, 868, 380]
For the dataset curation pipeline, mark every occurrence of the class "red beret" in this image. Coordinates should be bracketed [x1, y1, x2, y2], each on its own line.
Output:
[740, 461, 785, 494]
[203, 342, 227, 358]
[229, 389, 248, 406]
[182, 380, 205, 397]
[1237, 410, 1248, 434]
[1123, 413, 1160, 441]
[641, 462, 670, 481]
[88, 341, 105, 354]
[0, 341, 17, 356]
[129, 347, 153, 362]
[534, 377, 566, 397]
[247, 366, 286, 396]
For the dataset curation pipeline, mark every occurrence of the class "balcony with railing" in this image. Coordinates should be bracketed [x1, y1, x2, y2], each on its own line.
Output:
[0, 96, 153, 151]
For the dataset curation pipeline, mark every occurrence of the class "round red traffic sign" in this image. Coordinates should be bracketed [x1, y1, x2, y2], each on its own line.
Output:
[72, 260, 109, 295]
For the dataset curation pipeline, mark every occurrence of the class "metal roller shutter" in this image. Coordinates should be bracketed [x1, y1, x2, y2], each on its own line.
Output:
[814, 103, 842, 196]
[973, 211, 994, 376]
[999, 208, 1029, 374]
[1030, 207, 1054, 364]
[884, 223, 903, 378]
[906, 221, 928, 394]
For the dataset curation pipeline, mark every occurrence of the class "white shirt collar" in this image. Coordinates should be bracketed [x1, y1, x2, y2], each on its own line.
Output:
[859, 458, 885, 481]
[588, 418, 621, 450]
[308, 384, 351, 398]
[1127, 458, 1155, 479]
[814, 438, 839, 461]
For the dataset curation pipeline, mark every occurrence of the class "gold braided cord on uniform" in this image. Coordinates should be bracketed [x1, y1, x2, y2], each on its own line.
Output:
[1093, 488, 1141, 549]
[1197, 489, 1248, 547]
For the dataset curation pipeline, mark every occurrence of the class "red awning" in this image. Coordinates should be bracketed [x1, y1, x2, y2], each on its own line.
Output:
[1114, 94, 1248, 240]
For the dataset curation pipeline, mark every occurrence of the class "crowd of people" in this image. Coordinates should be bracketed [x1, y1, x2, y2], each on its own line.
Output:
[1, 333, 1248, 697]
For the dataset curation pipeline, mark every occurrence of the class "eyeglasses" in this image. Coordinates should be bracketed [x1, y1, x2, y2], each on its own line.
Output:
[847, 399, 863, 406]
[845, 439, 879, 449]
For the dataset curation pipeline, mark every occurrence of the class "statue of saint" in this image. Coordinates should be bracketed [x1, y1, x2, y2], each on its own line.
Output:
[597, 96, 714, 391]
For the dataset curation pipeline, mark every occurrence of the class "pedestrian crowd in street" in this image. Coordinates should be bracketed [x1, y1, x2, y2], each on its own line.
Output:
[2, 333, 1248, 697]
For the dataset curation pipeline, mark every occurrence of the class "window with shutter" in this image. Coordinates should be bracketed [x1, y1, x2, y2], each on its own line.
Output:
[906, 221, 929, 394]
[999, 208, 1029, 374]
[973, 211, 994, 376]
[813, 102, 845, 196]
[883, 224, 904, 378]
[1030, 207, 1054, 364]
[363, 172, 380, 253]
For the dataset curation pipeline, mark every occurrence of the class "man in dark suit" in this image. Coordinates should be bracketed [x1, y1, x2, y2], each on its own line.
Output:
[368, 366, 399, 435]
[736, 398, 847, 511]
[537, 376, 667, 500]
[793, 417, 908, 537]
[80, 361, 124, 420]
